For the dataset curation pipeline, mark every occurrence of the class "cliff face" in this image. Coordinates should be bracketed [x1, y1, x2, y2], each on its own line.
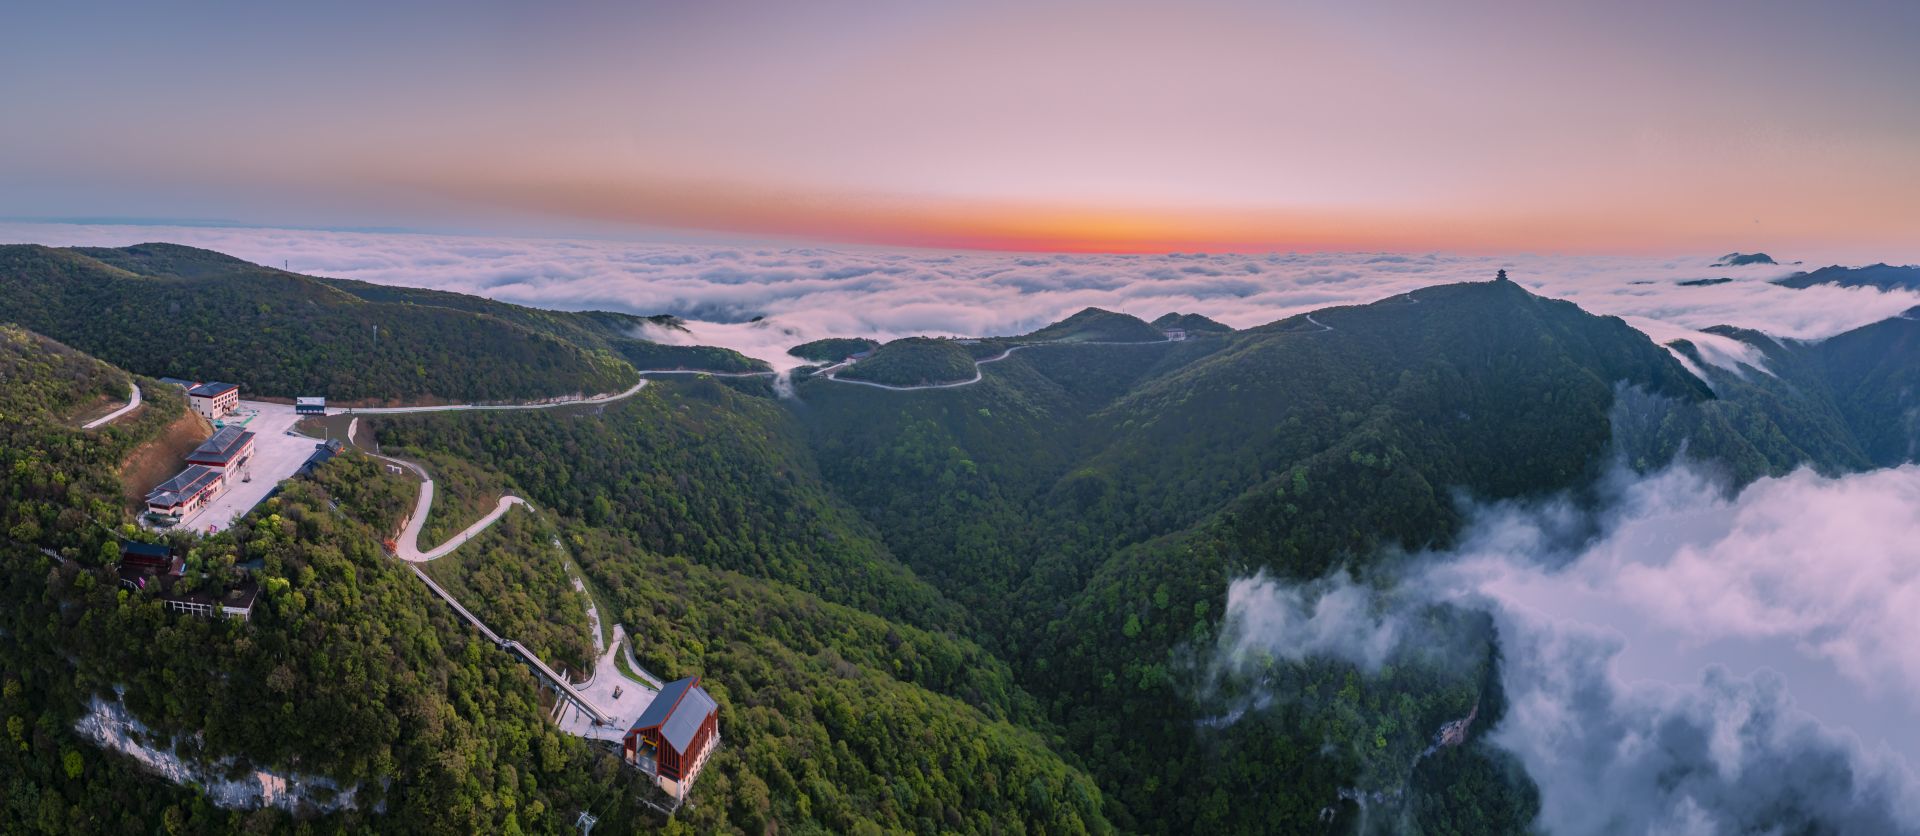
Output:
[74, 693, 370, 814]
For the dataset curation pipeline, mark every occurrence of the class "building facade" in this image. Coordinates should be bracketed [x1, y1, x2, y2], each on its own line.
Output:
[144, 465, 225, 518]
[187, 382, 240, 420]
[622, 676, 720, 800]
[185, 425, 256, 469]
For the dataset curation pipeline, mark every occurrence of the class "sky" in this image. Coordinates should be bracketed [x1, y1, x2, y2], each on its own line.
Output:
[5, 0, 1920, 256]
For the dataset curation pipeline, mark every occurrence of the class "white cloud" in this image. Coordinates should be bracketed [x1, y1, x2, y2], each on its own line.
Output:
[1433, 463, 1920, 833]
[1205, 463, 1920, 832]
[3, 223, 1916, 376]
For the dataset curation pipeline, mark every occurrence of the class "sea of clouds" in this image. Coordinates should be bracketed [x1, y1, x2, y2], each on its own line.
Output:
[3, 223, 1917, 376]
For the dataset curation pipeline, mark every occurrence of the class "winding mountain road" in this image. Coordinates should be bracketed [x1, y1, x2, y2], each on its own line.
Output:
[82, 383, 141, 429]
[820, 337, 1173, 391]
[343, 379, 649, 415]
[373, 454, 528, 563]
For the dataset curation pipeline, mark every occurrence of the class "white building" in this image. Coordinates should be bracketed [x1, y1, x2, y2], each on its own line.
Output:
[187, 382, 240, 420]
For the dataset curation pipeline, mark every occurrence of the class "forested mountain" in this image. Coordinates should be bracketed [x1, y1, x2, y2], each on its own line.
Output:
[787, 337, 879, 362]
[0, 243, 642, 404]
[798, 278, 1715, 831]
[0, 328, 651, 833]
[1149, 312, 1232, 333]
[1022, 307, 1165, 342]
[834, 337, 981, 386]
[1688, 316, 1920, 468]
[7, 245, 1920, 834]
[1773, 262, 1920, 290]
[321, 278, 769, 373]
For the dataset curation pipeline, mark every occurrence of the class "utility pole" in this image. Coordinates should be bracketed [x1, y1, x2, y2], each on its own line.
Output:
[574, 811, 598, 836]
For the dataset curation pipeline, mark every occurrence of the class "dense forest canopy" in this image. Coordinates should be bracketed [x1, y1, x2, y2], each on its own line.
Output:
[833, 337, 981, 386]
[4, 244, 1919, 834]
[1020, 308, 1165, 343]
[787, 337, 880, 363]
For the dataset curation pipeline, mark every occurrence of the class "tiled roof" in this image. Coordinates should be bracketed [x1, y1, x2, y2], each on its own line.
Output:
[146, 465, 222, 506]
[188, 426, 254, 464]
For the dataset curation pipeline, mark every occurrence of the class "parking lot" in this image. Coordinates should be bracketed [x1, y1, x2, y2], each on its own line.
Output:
[177, 401, 322, 533]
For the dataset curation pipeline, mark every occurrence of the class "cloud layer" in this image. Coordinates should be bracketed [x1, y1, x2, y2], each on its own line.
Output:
[1210, 463, 1920, 832]
[4, 223, 1917, 376]
[1433, 464, 1920, 833]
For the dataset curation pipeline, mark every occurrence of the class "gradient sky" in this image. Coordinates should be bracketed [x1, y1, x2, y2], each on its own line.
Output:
[5, 0, 1919, 255]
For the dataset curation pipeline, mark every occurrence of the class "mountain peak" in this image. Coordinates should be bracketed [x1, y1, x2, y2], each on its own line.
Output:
[1024, 307, 1163, 343]
[1713, 252, 1777, 267]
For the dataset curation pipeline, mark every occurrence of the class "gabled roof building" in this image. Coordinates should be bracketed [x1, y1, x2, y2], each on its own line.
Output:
[145, 465, 225, 518]
[185, 425, 255, 468]
[622, 676, 719, 800]
[187, 381, 240, 420]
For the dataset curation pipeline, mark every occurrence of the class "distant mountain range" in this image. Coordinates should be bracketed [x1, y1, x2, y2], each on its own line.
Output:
[1774, 263, 1920, 292]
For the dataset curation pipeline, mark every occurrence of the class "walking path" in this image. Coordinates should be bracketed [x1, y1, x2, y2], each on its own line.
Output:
[83, 383, 141, 429]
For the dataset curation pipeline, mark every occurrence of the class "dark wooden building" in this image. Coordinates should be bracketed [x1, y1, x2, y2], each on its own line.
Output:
[622, 676, 719, 798]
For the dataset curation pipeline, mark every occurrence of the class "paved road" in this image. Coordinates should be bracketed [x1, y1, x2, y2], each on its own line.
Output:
[637, 369, 775, 378]
[821, 338, 1172, 392]
[83, 383, 141, 429]
[1304, 314, 1334, 332]
[378, 454, 528, 562]
[342, 379, 649, 415]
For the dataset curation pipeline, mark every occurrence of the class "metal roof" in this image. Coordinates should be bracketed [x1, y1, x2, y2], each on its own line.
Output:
[121, 541, 171, 559]
[146, 465, 222, 506]
[630, 676, 718, 754]
[187, 382, 238, 398]
[296, 396, 325, 406]
[189, 426, 254, 464]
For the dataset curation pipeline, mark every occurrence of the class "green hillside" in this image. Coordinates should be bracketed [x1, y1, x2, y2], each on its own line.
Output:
[787, 337, 880, 363]
[797, 277, 1715, 831]
[10, 244, 1920, 834]
[319, 278, 767, 373]
[1692, 316, 1920, 468]
[0, 244, 641, 403]
[833, 337, 979, 386]
[1023, 307, 1165, 343]
[1149, 312, 1232, 333]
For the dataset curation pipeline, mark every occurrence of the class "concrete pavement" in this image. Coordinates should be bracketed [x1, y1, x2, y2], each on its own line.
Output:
[82, 383, 141, 429]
